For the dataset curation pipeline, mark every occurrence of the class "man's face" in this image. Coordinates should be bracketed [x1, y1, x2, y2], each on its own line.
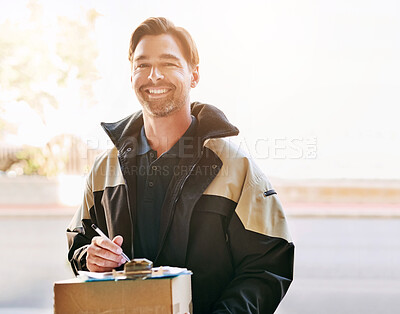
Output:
[131, 34, 199, 117]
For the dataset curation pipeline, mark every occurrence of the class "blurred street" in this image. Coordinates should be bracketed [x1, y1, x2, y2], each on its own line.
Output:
[0, 205, 399, 313]
[277, 215, 400, 314]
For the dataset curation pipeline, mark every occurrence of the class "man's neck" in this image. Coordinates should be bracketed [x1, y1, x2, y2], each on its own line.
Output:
[143, 106, 192, 157]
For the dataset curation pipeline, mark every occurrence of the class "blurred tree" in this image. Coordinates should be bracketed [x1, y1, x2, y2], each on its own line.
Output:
[0, 1, 57, 131]
[0, 0, 100, 131]
[0, 0, 100, 174]
[56, 8, 101, 107]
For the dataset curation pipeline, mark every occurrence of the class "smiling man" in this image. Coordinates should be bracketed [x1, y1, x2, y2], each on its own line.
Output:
[67, 17, 294, 314]
[132, 34, 197, 118]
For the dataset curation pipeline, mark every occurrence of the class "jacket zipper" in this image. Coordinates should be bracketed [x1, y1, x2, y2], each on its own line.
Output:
[118, 154, 135, 260]
[155, 155, 202, 262]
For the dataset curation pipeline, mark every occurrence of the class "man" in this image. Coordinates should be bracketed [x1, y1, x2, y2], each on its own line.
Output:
[67, 17, 294, 313]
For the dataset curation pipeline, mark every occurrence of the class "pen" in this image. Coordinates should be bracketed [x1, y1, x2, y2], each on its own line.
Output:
[91, 223, 130, 263]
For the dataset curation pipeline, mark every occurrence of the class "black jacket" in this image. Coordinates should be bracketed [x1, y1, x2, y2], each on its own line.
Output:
[67, 102, 294, 313]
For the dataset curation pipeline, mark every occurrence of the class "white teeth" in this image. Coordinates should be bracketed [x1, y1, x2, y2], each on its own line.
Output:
[148, 89, 168, 94]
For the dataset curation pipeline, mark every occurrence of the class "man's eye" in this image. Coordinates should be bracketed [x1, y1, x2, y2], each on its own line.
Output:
[137, 64, 149, 69]
[165, 63, 177, 67]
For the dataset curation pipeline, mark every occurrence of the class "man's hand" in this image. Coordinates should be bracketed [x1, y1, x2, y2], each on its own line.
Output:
[87, 235, 126, 272]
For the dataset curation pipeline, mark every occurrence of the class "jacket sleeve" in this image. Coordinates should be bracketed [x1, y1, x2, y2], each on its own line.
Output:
[211, 159, 295, 313]
[66, 173, 97, 275]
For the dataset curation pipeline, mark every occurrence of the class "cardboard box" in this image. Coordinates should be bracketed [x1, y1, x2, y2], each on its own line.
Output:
[54, 274, 192, 314]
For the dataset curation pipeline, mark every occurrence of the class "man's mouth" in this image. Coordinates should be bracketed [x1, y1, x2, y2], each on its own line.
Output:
[144, 87, 172, 98]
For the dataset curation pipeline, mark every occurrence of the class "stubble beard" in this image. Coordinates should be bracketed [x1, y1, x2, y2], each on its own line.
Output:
[138, 89, 190, 118]
[143, 99, 178, 117]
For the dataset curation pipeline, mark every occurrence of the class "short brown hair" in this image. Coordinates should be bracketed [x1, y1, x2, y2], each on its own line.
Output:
[128, 17, 199, 69]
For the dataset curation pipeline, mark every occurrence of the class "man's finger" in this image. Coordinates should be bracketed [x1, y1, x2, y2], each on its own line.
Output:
[89, 254, 122, 269]
[92, 236, 122, 255]
[112, 235, 123, 247]
[87, 258, 120, 272]
[88, 243, 125, 264]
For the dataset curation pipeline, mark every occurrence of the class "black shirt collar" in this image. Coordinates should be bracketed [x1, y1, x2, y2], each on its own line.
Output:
[137, 115, 197, 157]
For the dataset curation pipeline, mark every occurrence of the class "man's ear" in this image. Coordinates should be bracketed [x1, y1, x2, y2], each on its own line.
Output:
[191, 65, 200, 88]
[130, 72, 134, 89]
[130, 63, 134, 86]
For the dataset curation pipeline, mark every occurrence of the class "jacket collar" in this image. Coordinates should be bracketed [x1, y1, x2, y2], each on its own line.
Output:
[101, 102, 239, 151]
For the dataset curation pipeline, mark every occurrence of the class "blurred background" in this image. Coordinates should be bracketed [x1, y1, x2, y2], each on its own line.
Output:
[0, 0, 399, 313]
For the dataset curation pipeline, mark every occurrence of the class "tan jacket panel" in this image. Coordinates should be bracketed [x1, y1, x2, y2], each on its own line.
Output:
[204, 138, 292, 242]
[67, 148, 125, 233]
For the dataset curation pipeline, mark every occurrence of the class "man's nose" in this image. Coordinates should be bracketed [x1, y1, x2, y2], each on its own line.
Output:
[148, 66, 164, 83]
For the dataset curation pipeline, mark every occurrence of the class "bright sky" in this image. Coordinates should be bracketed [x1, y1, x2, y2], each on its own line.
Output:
[1, 0, 399, 180]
